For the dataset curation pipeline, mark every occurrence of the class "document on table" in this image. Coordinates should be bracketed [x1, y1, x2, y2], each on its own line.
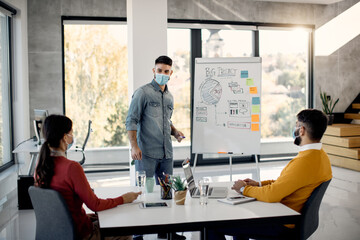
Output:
[218, 196, 256, 205]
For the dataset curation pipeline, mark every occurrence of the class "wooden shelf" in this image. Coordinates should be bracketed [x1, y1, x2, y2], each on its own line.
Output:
[328, 154, 360, 172]
[344, 113, 360, 120]
[325, 124, 360, 137]
[323, 144, 360, 159]
[352, 103, 360, 109]
[322, 135, 360, 148]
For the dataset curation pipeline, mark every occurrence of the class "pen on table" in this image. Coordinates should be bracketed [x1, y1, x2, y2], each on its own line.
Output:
[162, 172, 169, 183]
[158, 177, 164, 186]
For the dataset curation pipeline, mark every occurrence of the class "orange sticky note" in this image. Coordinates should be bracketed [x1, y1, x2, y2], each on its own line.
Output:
[249, 87, 257, 94]
[251, 115, 260, 122]
[251, 124, 259, 131]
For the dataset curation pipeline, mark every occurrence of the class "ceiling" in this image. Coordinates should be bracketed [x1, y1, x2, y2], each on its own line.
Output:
[256, 0, 344, 4]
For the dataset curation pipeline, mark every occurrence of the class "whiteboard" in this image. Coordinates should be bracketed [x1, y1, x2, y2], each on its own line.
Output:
[192, 57, 261, 155]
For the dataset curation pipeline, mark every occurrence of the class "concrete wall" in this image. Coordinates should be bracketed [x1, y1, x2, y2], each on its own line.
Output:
[27, 0, 321, 119]
[27, 0, 359, 120]
[314, 0, 360, 111]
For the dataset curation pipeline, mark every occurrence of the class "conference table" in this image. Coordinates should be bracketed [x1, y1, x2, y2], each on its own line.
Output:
[95, 183, 300, 240]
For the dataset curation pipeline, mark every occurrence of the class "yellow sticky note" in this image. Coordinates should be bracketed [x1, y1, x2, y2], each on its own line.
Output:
[252, 105, 260, 113]
[246, 78, 254, 86]
[249, 87, 257, 94]
[251, 114, 260, 122]
[251, 124, 259, 131]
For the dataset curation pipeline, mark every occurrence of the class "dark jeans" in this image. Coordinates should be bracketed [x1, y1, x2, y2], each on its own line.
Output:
[135, 155, 173, 184]
[207, 224, 294, 240]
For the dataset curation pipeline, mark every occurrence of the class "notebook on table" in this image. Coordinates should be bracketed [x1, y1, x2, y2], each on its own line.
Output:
[218, 195, 256, 205]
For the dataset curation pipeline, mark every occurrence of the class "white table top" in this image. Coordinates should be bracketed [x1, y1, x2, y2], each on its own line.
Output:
[95, 184, 300, 234]
[13, 140, 40, 153]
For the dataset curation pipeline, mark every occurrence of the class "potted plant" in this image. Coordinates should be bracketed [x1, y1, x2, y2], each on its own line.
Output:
[320, 90, 339, 125]
[171, 176, 187, 205]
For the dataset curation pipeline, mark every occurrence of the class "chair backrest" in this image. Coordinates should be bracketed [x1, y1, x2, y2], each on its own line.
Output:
[299, 179, 331, 240]
[28, 186, 77, 240]
[76, 120, 92, 165]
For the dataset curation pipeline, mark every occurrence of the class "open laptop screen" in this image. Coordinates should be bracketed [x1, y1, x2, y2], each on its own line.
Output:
[182, 158, 196, 191]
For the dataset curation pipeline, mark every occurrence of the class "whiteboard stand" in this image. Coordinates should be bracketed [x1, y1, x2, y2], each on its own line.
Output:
[192, 153, 261, 186]
[255, 154, 262, 187]
[192, 152, 234, 182]
[229, 153, 233, 182]
[193, 153, 199, 175]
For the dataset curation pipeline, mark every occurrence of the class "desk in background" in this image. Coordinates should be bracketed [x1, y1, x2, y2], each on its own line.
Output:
[13, 139, 40, 176]
[95, 184, 300, 239]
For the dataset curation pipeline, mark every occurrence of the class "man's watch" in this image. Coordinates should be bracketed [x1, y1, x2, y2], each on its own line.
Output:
[240, 186, 245, 194]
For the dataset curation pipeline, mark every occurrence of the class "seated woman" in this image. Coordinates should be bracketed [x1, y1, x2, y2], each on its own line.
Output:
[35, 114, 141, 240]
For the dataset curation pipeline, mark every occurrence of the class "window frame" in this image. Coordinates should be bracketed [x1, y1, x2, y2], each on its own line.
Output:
[0, 4, 15, 173]
[168, 19, 315, 166]
[61, 16, 127, 115]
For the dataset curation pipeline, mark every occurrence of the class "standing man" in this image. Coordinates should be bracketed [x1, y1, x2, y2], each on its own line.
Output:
[209, 109, 332, 240]
[126, 56, 186, 240]
[126, 55, 185, 182]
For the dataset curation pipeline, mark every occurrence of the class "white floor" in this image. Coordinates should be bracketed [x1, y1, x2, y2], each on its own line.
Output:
[1, 161, 359, 240]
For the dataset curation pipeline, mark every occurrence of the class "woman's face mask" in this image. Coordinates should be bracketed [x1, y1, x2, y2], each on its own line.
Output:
[66, 133, 75, 150]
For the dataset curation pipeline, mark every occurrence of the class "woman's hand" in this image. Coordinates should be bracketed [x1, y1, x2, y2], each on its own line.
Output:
[122, 191, 142, 203]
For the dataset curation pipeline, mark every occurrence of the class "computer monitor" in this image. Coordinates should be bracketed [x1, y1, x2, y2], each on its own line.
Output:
[33, 109, 49, 145]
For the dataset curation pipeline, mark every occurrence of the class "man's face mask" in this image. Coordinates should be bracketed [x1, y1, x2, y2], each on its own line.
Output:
[292, 126, 301, 146]
[155, 73, 170, 86]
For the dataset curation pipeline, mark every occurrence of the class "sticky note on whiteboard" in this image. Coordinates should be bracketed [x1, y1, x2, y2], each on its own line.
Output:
[249, 87, 257, 94]
[251, 124, 260, 131]
[252, 105, 260, 113]
[241, 71, 248, 78]
[252, 97, 260, 105]
[251, 115, 260, 122]
[246, 78, 254, 86]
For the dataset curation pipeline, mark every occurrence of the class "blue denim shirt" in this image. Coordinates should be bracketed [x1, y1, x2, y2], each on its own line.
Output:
[126, 80, 174, 159]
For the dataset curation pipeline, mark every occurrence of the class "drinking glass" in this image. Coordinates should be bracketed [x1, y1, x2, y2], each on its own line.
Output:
[136, 171, 146, 194]
[145, 177, 155, 193]
[198, 178, 209, 205]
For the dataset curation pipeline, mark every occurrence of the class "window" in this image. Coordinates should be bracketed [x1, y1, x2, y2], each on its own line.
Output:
[64, 22, 128, 149]
[63, 20, 312, 165]
[202, 29, 253, 58]
[0, 11, 12, 168]
[259, 29, 309, 140]
[167, 28, 191, 143]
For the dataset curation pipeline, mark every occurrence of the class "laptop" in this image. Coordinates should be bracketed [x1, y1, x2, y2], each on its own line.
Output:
[182, 158, 228, 198]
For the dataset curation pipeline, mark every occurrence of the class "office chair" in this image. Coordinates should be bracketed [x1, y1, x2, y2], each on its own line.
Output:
[73, 120, 92, 165]
[253, 179, 332, 240]
[28, 186, 77, 240]
[296, 179, 331, 240]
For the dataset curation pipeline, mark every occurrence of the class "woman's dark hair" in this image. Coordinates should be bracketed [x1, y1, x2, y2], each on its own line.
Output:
[155, 55, 172, 66]
[297, 109, 328, 141]
[35, 115, 72, 188]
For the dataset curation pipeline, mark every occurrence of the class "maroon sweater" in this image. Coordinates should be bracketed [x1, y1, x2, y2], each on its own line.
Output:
[49, 156, 123, 238]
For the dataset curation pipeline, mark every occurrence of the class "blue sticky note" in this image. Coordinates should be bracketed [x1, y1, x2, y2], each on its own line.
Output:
[252, 97, 260, 105]
[241, 71, 248, 78]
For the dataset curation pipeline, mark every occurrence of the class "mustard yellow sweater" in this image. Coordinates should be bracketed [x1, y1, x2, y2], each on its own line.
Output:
[244, 149, 332, 213]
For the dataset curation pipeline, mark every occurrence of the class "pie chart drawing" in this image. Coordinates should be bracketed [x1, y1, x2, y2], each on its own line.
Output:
[200, 79, 222, 105]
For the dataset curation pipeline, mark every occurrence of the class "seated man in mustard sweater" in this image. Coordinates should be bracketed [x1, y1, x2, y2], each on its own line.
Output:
[209, 109, 332, 240]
